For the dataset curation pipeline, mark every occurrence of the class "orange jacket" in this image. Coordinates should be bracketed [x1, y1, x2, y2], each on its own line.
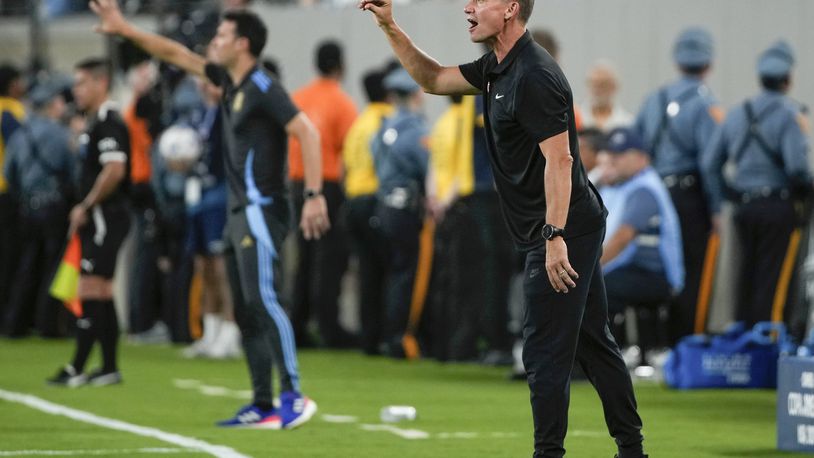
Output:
[123, 103, 152, 184]
[288, 78, 357, 182]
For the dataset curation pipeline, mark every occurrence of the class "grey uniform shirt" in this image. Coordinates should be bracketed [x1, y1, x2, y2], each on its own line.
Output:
[635, 76, 719, 177]
[4, 114, 74, 203]
[702, 90, 811, 213]
[371, 109, 429, 198]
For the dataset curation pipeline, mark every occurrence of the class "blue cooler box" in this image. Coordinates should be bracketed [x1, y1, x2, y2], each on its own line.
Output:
[777, 356, 814, 452]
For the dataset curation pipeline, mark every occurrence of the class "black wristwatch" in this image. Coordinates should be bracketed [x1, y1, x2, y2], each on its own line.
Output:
[303, 188, 322, 200]
[542, 224, 565, 241]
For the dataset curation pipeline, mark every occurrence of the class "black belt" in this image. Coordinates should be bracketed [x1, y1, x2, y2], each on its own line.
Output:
[663, 172, 700, 190]
[737, 187, 791, 204]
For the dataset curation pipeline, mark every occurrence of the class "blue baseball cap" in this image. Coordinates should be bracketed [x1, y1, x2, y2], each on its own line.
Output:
[29, 75, 70, 109]
[757, 40, 794, 78]
[604, 127, 646, 154]
[673, 27, 714, 67]
[383, 68, 420, 94]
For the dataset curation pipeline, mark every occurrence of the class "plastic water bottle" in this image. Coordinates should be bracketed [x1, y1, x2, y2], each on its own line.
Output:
[380, 406, 417, 422]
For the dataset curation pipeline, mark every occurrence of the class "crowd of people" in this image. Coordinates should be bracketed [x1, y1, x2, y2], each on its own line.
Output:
[0, 1, 810, 391]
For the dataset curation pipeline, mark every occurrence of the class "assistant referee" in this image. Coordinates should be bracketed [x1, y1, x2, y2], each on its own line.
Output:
[361, 0, 646, 456]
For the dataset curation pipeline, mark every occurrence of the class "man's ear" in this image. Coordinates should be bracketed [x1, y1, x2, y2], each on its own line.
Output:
[505, 1, 519, 20]
[237, 36, 250, 54]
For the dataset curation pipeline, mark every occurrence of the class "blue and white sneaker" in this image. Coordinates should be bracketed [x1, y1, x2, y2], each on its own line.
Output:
[216, 404, 281, 429]
[278, 391, 317, 429]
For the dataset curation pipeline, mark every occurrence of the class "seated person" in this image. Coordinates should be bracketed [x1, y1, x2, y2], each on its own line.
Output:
[599, 127, 685, 365]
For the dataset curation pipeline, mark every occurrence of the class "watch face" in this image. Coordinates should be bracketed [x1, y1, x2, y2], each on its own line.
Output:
[543, 225, 552, 239]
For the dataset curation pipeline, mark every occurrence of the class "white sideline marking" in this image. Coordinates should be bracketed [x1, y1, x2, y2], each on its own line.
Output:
[170, 379, 546, 441]
[0, 448, 194, 456]
[321, 414, 358, 423]
[436, 432, 478, 439]
[173, 379, 251, 400]
[360, 424, 430, 440]
[0, 388, 250, 458]
[489, 432, 521, 439]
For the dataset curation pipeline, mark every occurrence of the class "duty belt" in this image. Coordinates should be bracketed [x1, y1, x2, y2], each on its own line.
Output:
[663, 172, 699, 190]
[24, 191, 64, 211]
[738, 187, 790, 204]
[383, 187, 412, 210]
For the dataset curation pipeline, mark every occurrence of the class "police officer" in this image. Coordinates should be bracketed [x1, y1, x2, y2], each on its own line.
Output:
[342, 69, 392, 355]
[635, 27, 722, 343]
[371, 68, 429, 359]
[3, 78, 75, 337]
[703, 41, 811, 327]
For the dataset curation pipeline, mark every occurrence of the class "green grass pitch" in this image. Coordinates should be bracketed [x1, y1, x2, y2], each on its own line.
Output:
[0, 338, 808, 457]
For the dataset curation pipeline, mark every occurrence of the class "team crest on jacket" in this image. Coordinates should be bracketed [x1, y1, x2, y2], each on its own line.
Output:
[233, 91, 245, 112]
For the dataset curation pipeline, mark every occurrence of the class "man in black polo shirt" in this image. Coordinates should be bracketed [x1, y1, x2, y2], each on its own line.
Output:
[361, 0, 646, 456]
[91, 0, 328, 429]
[48, 58, 131, 387]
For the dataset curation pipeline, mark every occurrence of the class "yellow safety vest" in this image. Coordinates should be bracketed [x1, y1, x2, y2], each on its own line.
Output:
[342, 102, 393, 198]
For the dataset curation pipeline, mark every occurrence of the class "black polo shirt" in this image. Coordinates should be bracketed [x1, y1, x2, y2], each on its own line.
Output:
[205, 63, 299, 210]
[459, 31, 605, 251]
[79, 101, 131, 206]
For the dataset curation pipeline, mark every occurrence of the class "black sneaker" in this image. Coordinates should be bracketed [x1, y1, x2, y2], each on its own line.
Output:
[87, 369, 123, 386]
[46, 365, 87, 388]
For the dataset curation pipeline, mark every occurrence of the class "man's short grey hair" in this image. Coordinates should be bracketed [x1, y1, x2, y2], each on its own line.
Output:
[518, 0, 534, 23]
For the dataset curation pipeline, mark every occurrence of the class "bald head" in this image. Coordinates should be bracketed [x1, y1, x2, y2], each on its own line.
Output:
[586, 59, 619, 109]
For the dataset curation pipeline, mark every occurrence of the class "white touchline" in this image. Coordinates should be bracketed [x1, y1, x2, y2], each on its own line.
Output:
[0, 447, 195, 456]
[321, 414, 359, 424]
[169, 380, 539, 442]
[0, 388, 250, 458]
[359, 424, 430, 440]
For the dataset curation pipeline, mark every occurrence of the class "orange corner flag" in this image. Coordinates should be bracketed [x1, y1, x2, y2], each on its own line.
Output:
[49, 234, 82, 317]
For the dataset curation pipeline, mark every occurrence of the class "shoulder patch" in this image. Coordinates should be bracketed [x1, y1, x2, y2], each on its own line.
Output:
[98, 137, 120, 153]
[420, 136, 430, 151]
[233, 91, 245, 112]
[250, 70, 272, 93]
[708, 106, 725, 124]
[796, 113, 810, 134]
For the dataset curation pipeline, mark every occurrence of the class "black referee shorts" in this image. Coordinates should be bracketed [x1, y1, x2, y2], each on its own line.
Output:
[79, 202, 131, 279]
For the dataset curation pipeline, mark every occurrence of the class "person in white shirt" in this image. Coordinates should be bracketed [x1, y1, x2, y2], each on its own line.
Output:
[581, 60, 633, 133]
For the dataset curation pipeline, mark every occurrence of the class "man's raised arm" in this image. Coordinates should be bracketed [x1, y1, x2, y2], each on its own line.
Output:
[90, 0, 206, 77]
[359, 0, 478, 96]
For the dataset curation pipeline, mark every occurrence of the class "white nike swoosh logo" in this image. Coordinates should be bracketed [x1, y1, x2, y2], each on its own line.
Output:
[495, 94, 504, 99]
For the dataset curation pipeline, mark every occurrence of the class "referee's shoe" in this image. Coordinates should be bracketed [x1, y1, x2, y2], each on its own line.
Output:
[87, 369, 123, 386]
[46, 364, 87, 388]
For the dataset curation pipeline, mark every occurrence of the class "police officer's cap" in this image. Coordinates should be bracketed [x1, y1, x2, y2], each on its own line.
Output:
[604, 127, 646, 155]
[383, 68, 420, 95]
[673, 27, 713, 67]
[757, 40, 795, 78]
[29, 76, 69, 109]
